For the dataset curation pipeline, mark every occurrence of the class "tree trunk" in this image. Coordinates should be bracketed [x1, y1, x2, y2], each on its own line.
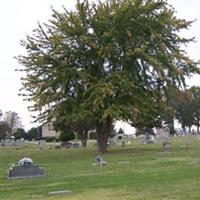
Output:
[181, 121, 186, 133]
[96, 118, 112, 154]
[197, 120, 200, 135]
[188, 126, 191, 135]
[79, 130, 88, 147]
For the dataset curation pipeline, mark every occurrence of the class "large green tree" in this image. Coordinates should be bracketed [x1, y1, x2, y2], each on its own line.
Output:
[17, 0, 199, 153]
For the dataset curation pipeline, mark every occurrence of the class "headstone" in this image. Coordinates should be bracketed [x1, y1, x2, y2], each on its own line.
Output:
[48, 190, 72, 195]
[196, 135, 200, 142]
[8, 158, 44, 179]
[48, 144, 53, 149]
[1, 138, 25, 147]
[162, 127, 171, 151]
[4, 139, 15, 146]
[0, 140, 4, 147]
[107, 138, 117, 146]
[61, 142, 72, 149]
[140, 133, 154, 144]
[121, 141, 126, 147]
[15, 139, 25, 147]
[38, 139, 46, 150]
[162, 141, 172, 151]
[117, 161, 130, 164]
[72, 143, 80, 148]
[182, 135, 192, 149]
[54, 144, 62, 149]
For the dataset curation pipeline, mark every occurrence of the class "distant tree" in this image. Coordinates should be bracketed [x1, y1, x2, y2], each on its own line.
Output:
[135, 127, 155, 137]
[72, 121, 93, 147]
[18, 0, 199, 153]
[0, 121, 9, 140]
[109, 123, 117, 138]
[13, 128, 27, 139]
[168, 88, 193, 133]
[0, 110, 2, 119]
[189, 86, 200, 134]
[27, 126, 42, 140]
[59, 130, 75, 142]
[53, 104, 95, 147]
[3, 111, 22, 138]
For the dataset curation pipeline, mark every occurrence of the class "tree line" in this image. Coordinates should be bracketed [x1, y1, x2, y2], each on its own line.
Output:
[0, 110, 42, 141]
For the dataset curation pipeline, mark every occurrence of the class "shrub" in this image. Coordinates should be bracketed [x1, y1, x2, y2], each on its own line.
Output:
[59, 131, 75, 142]
[89, 131, 97, 139]
[45, 137, 58, 142]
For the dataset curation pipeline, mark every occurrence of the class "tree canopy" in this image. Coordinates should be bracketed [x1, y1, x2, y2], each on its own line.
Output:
[188, 86, 200, 134]
[0, 110, 23, 139]
[17, 0, 199, 153]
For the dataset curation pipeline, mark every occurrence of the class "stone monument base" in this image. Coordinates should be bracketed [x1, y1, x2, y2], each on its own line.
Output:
[8, 164, 44, 179]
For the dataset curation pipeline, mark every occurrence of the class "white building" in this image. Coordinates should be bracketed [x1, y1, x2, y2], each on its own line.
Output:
[42, 123, 60, 138]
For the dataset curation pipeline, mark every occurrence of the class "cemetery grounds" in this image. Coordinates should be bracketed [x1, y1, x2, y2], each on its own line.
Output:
[1, 136, 200, 200]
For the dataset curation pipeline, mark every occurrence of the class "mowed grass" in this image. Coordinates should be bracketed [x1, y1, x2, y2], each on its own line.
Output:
[1, 136, 200, 200]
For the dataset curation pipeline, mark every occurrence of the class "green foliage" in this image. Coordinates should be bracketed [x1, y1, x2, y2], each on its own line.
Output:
[0, 121, 9, 140]
[45, 137, 59, 142]
[89, 131, 97, 139]
[0, 111, 23, 139]
[4, 111, 22, 135]
[188, 86, 200, 133]
[135, 127, 155, 136]
[53, 107, 95, 147]
[17, 0, 199, 152]
[13, 128, 27, 139]
[168, 88, 192, 129]
[59, 130, 75, 142]
[27, 126, 42, 140]
[109, 123, 117, 138]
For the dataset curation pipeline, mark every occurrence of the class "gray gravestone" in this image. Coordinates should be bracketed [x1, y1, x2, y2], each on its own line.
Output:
[72, 143, 80, 148]
[140, 133, 154, 144]
[38, 139, 46, 150]
[108, 138, 117, 146]
[4, 139, 15, 146]
[8, 158, 44, 179]
[162, 127, 171, 151]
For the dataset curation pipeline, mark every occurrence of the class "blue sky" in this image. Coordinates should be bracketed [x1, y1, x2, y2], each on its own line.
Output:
[0, 0, 199, 130]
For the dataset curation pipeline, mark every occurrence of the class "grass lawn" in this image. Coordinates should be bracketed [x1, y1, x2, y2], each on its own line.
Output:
[1, 136, 200, 200]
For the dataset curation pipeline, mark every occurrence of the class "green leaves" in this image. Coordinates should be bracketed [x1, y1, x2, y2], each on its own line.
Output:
[17, 0, 199, 129]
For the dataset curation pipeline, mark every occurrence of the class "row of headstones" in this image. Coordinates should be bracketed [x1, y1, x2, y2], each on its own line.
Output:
[139, 127, 172, 151]
[38, 140, 81, 150]
[139, 128, 200, 151]
[0, 138, 25, 147]
[6, 134, 197, 179]
[54, 142, 80, 149]
[0, 139, 80, 149]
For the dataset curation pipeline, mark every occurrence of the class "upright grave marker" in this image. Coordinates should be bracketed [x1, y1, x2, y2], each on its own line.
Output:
[8, 158, 44, 179]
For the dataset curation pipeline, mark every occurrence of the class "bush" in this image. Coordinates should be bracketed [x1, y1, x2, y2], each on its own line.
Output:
[135, 127, 155, 137]
[45, 137, 58, 142]
[59, 131, 75, 142]
[89, 131, 97, 139]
